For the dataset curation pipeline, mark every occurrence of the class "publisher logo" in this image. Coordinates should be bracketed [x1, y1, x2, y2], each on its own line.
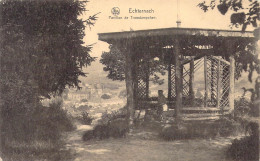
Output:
[111, 7, 120, 16]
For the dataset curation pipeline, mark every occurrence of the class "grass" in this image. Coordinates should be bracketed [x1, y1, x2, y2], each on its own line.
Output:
[2, 139, 74, 161]
[1, 100, 75, 160]
[226, 121, 259, 161]
[159, 118, 242, 141]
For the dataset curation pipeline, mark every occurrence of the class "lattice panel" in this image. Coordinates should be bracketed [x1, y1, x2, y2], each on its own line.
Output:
[206, 56, 230, 109]
[136, 59, 149, 100]
[182, 65, 190, 97]
[169, 64, 176, 100]
[206, 57, 218, 107]
[220, 63, 230, 108]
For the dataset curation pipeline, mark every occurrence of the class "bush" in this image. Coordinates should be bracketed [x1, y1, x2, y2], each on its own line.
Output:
[2, 101, 74, 146]
[118, 89, 127, 98]
[159, 118, 242, 141]
[98, 107, 127, 125]
[80, 99, 88, 102]
[83, 107, 128, 141]
[235, 98, 251, 117]
[159, 124, 189, 141]
[227, 122, 259, 161]
[101, 94, 111, 99]
[82, 118, 128, 141]
[77, 104, 93, 111]
[80, 111, 93, 125]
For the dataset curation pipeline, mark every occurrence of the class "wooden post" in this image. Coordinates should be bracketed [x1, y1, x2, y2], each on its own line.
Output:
[124, 41, 135, 129]
[146, 58, 149, 99]
[226, 39, 235, 115]
[189, 58, 195, 106]
[204, 56, 208, 107]
[229, 55, 235, 114]
[168, 58, 172, 100]
[217, 60, 221, 109]
[210, 59, 215, 103]
[175, 38, 182, 118]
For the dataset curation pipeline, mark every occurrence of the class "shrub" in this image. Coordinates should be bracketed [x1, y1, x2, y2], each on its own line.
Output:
[99, 107, 127, 125]
[77, 104, 93, 111]
[235, 98, 251, 117]
[83, 107, 128, 141]
[118, 89, 127, 98]
[101, 94, 111, 99]
[159, 117, 242, 141]
[108, 118, 129, 138]
[80, 111, 93, 125]
[2, 101, 74, 145]
[227, 122, 259, 161]
[215, 117, 242, 137]
[80, 99, 88, 102]
[82, 118, 128, 141]
[159, 124, 189, 141]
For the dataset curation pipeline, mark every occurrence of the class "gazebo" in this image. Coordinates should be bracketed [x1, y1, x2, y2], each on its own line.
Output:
[98, 27, 255, 122]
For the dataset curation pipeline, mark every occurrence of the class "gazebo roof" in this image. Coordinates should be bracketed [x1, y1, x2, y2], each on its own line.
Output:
[98, 27, 254, 44]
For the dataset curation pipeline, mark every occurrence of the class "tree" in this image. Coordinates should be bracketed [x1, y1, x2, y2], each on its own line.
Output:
[198, 0, 259, 31]
[0, 0, 98, 144]
[198, 0, 259, 82]
[100, 45, 167, 84]
[1, 0, 98, 98]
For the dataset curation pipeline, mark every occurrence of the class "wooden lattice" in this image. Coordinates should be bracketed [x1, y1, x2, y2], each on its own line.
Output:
[182, 58, 204, 106]
[182, 65, 190, 97]
[206, 56, 230, 109]
[220, 63, 230, 108]
[169, 64, 176, 100]
[206, 57, 218, 106]
[136, 59, 149, 101]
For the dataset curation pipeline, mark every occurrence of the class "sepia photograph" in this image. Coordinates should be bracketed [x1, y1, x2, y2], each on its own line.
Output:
[0, 0, 259, 160]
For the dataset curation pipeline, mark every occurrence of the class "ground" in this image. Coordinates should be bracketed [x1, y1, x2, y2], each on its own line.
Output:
[64, 122, 239, 161]
[60, 96, 241, 161]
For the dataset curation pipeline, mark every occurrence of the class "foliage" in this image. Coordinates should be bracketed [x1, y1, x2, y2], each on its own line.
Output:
[98, 107, 127, 125]
[198, 0, 259, 31]
[80, 98, 88, 102]
[198, 0, 259, 82]
[101, 93, 111, 99]
[83, 118, 129, 141]
[234, 97, 251, 116]
[100, 45, 167, 84]
[118, 89, 127, 98]
[2, 101, 74, 151]
[100, 45, 126, 81]
[227, 122, 259, 161]
[80, 111, 93, 125]
[159, 118, 241, 140]
[0, 0, 97, 152]
[82, 107, 128, 141]
[1, 0, 97, 97]
[235, 78, 260, 117]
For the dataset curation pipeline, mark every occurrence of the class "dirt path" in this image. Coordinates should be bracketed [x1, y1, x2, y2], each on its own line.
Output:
[64, 123, 238, 161]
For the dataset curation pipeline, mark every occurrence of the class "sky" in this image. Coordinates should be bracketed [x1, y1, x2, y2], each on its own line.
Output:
[76, 0, 258, 98]
[79, 0, 256, 72]
[81, 0, 255, 57]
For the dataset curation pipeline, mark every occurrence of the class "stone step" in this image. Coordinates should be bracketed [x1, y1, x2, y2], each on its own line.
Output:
[181, 113, 222, 118]
[181, 107, 229, 114]
[182, 116, 220, 121]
